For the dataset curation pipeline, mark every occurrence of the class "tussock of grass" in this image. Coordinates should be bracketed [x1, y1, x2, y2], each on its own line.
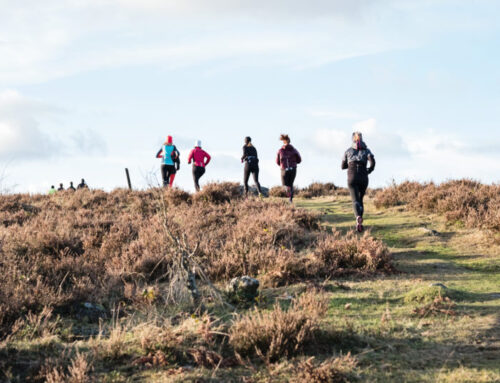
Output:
[404, 285, 468, 307]
[292, 354, 358, 383]
[229, 292, 328, 362]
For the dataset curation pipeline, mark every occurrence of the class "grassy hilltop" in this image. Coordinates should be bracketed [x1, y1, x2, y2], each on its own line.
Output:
[0, 181, 499, 382]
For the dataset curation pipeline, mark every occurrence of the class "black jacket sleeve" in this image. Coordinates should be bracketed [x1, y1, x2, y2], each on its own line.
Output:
[341, 151, 348, 170]
[367, 152, 375, 174]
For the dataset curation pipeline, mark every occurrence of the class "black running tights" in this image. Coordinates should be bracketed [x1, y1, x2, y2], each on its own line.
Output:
[348, 179, 368, 218]
[244, 164, 262, 195]
[192, 166, 206, 192]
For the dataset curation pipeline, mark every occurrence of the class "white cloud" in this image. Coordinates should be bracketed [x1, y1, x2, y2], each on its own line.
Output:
[101, 0, 385, 18]
[312, 128, 350, 154]
[71, 129, 107, 155]
[0, 90, 106, 161]
[306, 107, 362, 120]
[352, 118, 377, 135]
[0, 90, 61, 159]
[0, 0, 417, 85]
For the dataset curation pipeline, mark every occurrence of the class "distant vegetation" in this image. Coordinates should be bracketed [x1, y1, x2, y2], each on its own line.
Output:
[374, 179, 500, 231]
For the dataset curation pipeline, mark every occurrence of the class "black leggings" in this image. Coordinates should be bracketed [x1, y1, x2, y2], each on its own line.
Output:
[161, 165, 176, 187]
[244, 163, 262, 195]
[281, 168, 297, 200]
[348, 178, 368, 218]
[192, 166, 206, 191]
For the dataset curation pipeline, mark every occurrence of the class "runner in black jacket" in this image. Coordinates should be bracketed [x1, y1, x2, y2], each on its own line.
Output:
[241, 136, 263, 198]
[341, 132, 375, 232]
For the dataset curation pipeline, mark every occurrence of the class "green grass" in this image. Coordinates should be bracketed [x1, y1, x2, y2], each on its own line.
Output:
[2, 195, 499, 382]
[296, 196, 500, 382]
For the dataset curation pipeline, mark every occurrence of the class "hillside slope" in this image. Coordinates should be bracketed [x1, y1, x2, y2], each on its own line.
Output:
[0, 189, 498, 382]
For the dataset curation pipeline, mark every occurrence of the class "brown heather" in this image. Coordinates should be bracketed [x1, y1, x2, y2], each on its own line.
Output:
[0, 183, 391, 337]
[374, 179, 500, 231]
[269, 183, 350, 199]
[229, 291, 328, 362]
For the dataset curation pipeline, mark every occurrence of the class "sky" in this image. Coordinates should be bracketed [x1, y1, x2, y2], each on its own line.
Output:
[0, 0, 499, 193]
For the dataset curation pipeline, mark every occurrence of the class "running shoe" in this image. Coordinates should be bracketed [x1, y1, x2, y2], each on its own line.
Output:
[356, 216, 364, 232]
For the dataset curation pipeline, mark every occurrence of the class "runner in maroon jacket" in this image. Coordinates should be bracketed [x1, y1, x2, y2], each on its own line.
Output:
[276, 134, 302, 202]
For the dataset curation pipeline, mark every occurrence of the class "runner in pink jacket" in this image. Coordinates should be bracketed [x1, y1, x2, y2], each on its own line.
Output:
[188, 140, 211, 191]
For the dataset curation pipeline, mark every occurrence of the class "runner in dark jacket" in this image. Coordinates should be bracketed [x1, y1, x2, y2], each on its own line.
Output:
[77, 179, 88, 189]
[241, 136, 263, 198]
[276, 134, 301, 203]
[341, 132, 375, 232]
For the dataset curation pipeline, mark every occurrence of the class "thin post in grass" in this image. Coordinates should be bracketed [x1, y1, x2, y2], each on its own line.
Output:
[125, 168, 132, 190]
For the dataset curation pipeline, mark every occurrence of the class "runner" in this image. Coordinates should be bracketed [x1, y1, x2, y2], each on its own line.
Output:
[276, 134, 301, 203]
[156, 136, 180, 187]
[188, 140, 211, 192]
[241, 136, 263, 198]
[341, 131, 376, 232]
[77, 179, 88, 189]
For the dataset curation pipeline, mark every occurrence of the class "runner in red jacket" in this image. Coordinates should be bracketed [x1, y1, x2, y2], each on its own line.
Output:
[276, 134, 301, 202]
[188, 140, 211, 191]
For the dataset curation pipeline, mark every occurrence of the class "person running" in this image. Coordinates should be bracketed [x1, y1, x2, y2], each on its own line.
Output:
[188, 140, 211, 192]
[48, 185, 56, 195]
[156, 136, 180, 187]
[341, 131, 375, 232]
[57, 183, 64, 191]
[68, 181, 76, 191]
[276, 134, 301, 203]
[77, 179, 88, 189]
[241, 136, 263, 198]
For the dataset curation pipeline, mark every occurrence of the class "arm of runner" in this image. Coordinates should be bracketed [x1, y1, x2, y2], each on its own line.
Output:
[204, 151, 211, 166]
[341, 152, 348, 170]
[241, 146, 246, 163]
[367, 151, 376, 173]
[295, 149, 302, 164]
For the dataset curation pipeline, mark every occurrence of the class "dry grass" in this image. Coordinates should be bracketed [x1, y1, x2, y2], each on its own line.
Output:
[292, 354, 358, 383]
[0, 186, 392, 338]
[269, 183, 349, 199]
[229, 292, 328, 362]
[374, 180, 500, 231]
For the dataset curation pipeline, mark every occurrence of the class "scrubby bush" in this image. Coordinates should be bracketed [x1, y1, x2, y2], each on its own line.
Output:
[269, 186, 291, 198]
[0, 184, 392, 337]
[192, 182, 242, 204]
[269, 183, 352, 199]
[292, 354, 358, 383]
[374, 179, 500, 231]
[299, 182, 337, 199]
[229, 292, 327, 361]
